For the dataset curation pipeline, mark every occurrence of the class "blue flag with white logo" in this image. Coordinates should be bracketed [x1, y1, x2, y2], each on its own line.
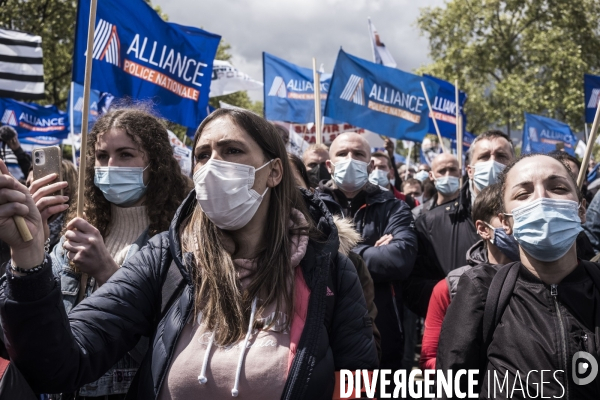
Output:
[584, 74, 600, 123]
[263, 52, 330, 123]
[423, 74, 467, 139]
[324, 49, 439, 141]
[73, 0, 220, 129]
[0, 98, 68, 139]
[522, 112, 577, 156]
[68, 82, 100, 134]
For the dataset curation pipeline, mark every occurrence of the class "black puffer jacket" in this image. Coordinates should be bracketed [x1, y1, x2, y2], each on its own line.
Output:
[437, 261, 600, 399]
[317, 180, 417, 370]
[0, 190, 378, 399]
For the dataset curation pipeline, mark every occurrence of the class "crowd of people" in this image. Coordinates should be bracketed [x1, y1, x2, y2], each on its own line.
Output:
[0, 106, 597, 399]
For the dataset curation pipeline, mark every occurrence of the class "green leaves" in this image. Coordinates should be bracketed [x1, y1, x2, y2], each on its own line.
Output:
[0, 0, 77, 108]
[417, 0, 600, 135]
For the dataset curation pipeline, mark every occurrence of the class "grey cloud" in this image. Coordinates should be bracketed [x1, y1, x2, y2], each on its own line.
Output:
[154, 0, 445, 101]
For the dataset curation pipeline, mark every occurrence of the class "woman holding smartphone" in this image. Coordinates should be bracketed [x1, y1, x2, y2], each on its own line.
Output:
[0, 108, 377, 399]
[25, 106, 189, 399]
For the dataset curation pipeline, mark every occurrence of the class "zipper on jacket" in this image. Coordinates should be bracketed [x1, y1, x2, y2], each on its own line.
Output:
[551, 284, 569, 400]
[579, 331, 589, 352]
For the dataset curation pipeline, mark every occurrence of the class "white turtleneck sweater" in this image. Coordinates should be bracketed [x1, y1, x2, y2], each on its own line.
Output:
[104, 204, 150, 266]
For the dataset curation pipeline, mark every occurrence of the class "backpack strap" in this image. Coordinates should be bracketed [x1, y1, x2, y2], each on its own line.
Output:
[582, 261, 600, 291]
[481, 262, 520, 365]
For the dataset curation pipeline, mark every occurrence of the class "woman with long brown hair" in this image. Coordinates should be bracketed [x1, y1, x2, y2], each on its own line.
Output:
[25, 106, 189, 399]
[0, 108, 378, 399]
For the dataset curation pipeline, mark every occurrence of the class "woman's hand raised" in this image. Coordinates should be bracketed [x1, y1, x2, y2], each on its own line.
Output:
[29, 173, 69, 242]
[0, 160, 45, 268]
[63, 217, 119, 286]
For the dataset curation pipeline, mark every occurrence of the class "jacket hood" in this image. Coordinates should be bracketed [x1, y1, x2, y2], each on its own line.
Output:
[168, 189, 340, 284]
[466, 239, 488, 267]
[333, 216, 361, 256]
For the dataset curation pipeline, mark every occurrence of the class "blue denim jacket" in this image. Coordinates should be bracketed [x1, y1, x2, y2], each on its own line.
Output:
[51, 229, 150, 397]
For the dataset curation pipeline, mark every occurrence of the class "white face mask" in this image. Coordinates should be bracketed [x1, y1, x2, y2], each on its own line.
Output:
[193, 158, 272, 231]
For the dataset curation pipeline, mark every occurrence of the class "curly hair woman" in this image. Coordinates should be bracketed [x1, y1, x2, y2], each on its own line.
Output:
[29, 106, 189, 399]
[0, 108, 378, 399]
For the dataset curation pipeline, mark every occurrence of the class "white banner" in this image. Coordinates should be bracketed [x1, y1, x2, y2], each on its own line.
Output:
[367, 18, 397, 68]
[209, 60, 263, 97]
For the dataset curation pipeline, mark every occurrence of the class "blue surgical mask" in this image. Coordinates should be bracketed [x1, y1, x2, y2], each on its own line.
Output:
[94, 166, 149, 206]
[415, 170, 429, 182]
[332, 158, 369, 192]
[472, 160, 505, 191]
[434, 176, 460, 195]
[485, 222, 520, 262]
[369, 169, 389, 187]
[506, 198, 582, 262]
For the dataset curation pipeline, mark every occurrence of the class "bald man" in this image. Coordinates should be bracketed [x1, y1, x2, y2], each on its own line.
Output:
[403, 152, 479, 317]
[316, 132, 418, 371]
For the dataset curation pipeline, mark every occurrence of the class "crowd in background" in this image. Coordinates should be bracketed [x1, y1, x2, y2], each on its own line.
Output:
[0, 107, 597, 399]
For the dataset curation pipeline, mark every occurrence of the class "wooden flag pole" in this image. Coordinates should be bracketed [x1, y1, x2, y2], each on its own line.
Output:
[312, 58, 322, 145]
[420, 81, 447, 153]
[75, 0, 98, 299]
[578, 102, 600, 189]
[455, 79, 463, 186]
[77, 0, 97, 218]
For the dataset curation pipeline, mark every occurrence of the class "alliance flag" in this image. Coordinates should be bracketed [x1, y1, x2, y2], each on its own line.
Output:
[73, 0, 220, 129]
[263, 52, 331, 124]
[522, 112, 577, 156]
[324, 49, 438, 141]
[423, 74, 466, 140]
[0, 97, 68, 139]
[584, 73, 600, 124]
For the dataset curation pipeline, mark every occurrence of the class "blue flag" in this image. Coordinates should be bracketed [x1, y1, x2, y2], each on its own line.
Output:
[584, 74, 600, 123]
[324, 49, 439, 141]
[423, 74, 467, 139]
[522, 112, 577, 156]
[263, 52, 330, 123]
[68, 82, 100, 134]
[0, 98, 69, 139]
[449, 130, 475, 153]
[73, 0, 220, 129]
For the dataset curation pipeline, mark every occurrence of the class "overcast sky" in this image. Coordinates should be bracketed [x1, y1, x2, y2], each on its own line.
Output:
[154, 0, 446, 102]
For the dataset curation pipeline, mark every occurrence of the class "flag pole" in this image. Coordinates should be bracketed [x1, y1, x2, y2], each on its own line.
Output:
[312, 57, 322, 145]
[578, 102, 600, 189]
[421, 81, 447, 153]
[405, 144, 413, 181]
[77, 0, 97, 218]
[74, 0, 97, 293]
[455, 79, 463, 186]
[367, 17, 376, 62]
[69, 82, 77, 168]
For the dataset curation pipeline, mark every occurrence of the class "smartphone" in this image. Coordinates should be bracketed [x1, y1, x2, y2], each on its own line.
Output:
[32, 146, 63, 196]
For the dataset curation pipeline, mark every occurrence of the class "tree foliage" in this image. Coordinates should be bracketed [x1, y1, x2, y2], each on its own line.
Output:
[0, 0, 77, 108]
[417, 0, 600, 134]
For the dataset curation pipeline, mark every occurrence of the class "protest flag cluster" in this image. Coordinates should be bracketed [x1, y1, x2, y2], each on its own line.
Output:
[0, 3, 598, 171]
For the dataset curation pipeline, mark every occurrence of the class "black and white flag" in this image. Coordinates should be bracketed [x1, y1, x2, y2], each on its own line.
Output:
[0, 28, 44, 100]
